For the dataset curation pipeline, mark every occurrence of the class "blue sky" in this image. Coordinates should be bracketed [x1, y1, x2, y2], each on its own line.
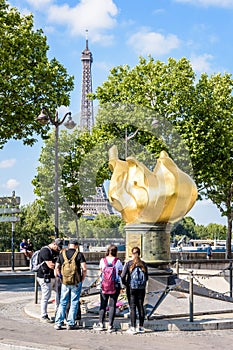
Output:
[1, 0, 232, 226]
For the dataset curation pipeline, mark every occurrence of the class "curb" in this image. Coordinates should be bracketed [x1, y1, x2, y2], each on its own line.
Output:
[24, 301, 233, 332]
[0, 339, 70, 350]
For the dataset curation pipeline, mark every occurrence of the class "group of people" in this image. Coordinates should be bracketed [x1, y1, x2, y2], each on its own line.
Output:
[36, 237, 86, 329]
[20, 239, 34, 266]
[36, 238, 148, 335]
[93, 244, 148, 334]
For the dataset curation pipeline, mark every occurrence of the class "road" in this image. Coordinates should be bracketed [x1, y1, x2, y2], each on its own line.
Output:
[0, 282, 233, 350]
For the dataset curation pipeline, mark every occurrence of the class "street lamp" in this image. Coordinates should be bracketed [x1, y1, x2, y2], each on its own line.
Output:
[125, 119, 158, 159]
[37, 107, 76, 238]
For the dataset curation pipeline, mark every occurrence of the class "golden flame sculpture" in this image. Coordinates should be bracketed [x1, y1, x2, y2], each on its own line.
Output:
[108, 145, 197, 224]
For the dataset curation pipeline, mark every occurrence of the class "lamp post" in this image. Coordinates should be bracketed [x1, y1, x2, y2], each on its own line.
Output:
[37, 107, 76, 238]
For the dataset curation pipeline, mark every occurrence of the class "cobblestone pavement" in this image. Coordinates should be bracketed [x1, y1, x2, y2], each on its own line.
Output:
[1, 284, 233, 350]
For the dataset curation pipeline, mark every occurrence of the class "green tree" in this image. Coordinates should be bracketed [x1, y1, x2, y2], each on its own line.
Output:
[32, 129, 81, 237]
[194, 224, 208, 240]
[0, 221, 12, 251]
[171, 216, 197, 241]
[18, 201, 54, 250]
[91, 56, 233, 258]
[205, 223, 227, 241]
[0, 0, 74, 148]
[78, 214, 125, 239]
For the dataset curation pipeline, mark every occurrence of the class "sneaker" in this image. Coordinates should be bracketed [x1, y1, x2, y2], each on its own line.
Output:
[93, 323, 104, 331]
[54, 324, 62, 330]
[126, 327, 137, 335]
[137, 327, 145, 333]
[66, 324, 77, 330]
[41, 315, 52, 323]
[107, 325, 115, 333]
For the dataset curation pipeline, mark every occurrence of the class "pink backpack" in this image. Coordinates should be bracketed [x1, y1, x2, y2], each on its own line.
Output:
[101, 257, 118, 294]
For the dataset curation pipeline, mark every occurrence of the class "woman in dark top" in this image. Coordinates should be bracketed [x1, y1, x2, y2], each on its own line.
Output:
[121, 246, 148, 334]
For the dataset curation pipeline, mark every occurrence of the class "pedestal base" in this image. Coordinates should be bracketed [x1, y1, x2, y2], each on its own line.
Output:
[125, 223, 172, 267]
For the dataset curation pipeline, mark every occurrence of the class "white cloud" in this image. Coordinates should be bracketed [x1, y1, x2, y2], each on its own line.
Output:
[25, 0, 53, 9]
[5, 179, 20, 190]
[0, 159, 16, 169]
[47, 0, 118, 42]
[190, 53, 214, 73]
[174, 0, 233, 8]
[127, 29, 180, 56]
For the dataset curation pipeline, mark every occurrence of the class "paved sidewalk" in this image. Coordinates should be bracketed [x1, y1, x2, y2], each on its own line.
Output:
[24, 285, 233, 332]
[2, 266, 233, 332]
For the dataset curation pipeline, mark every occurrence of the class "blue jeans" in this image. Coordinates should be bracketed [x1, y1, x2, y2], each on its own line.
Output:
[55, 282, 82, 326]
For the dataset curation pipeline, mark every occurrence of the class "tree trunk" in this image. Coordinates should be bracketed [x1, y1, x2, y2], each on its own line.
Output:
[75, 216, 79, 242]
[226, 213, 232, 259]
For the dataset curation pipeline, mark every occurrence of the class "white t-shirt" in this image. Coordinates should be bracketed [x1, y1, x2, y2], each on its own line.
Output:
[99, 256, 123, 282]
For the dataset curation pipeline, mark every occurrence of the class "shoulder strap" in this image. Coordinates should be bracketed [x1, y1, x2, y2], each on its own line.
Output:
[104, 257, 118, 266]
[71, 249, 79, 261]
[112, 257, 118, 266]
[62, 249, 69, 262]
[63, 249, 79, 262]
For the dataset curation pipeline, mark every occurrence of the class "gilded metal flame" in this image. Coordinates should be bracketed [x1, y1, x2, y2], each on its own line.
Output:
[108, 145, 198, 224]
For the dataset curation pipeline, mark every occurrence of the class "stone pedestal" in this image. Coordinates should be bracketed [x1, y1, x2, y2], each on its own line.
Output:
[125, 223, 172, 267]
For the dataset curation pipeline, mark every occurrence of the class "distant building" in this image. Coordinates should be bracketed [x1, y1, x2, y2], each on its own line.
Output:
[79, 33, 115, 218]
[80, 30, 94, 132]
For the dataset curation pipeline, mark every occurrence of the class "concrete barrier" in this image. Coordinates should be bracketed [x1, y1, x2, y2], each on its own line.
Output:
[0, 251, 126, 267]
[0, 252, 28, 267]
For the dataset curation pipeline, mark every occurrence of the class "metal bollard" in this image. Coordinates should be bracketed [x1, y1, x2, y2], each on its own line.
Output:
[176, 258, 179, 277]
[189, 270, 194, 322]
[34, 272, 39, 304]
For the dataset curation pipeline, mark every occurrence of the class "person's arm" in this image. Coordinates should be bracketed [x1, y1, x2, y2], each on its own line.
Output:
[45, 260, 55, 269]
[54, 262, 61, 277]
[81, 262, 87, 282]
[121, 262, 129, 286]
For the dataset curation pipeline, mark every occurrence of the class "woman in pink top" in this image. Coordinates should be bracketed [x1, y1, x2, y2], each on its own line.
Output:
[94, 244, 123, 333]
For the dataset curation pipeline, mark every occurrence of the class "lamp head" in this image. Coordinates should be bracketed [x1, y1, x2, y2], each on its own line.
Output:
[36, 109, 49, 124]
[64, 114, 76, 129]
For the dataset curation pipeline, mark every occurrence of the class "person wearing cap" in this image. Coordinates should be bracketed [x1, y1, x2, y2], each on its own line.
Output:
[54, 238, 87, 330]
[37, 238, 63, 322]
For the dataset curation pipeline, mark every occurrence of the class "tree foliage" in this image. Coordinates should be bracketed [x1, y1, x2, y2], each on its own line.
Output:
[91, 56, 233, 258]
[0, 0, 74, 148]
[78, 214, 125, 239]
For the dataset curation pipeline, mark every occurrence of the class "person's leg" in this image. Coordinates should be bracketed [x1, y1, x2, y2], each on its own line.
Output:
[37, 277, 52, 318]
[67, 282, 82, 326]
[98, 293, 109, 325]
[129, 290, 137, 328]
[137, 289, 146, 327]
[108, 292, 118, 327]
[54, 277, 62, 312]
[55, 284, 70, 326]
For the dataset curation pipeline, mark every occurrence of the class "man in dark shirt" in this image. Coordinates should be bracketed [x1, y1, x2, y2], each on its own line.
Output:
[54, 238, 87, 330]
[37, 238, 63, 322]
[27, 239, 34, 258]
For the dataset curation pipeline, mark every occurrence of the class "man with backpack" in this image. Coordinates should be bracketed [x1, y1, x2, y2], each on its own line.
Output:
[36, 238, 63, 323]
[93, 244, 123, 333]
[121, 246, 148, 334]
[54, 238, 87, 330]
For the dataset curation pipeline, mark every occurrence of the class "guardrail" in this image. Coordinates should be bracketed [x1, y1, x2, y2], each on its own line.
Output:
[0, 251, 126, 268]
[0, 251, 229, 268]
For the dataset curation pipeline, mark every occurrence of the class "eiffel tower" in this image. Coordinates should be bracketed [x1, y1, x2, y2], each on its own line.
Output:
[80, 30, 94, 131]
[80, 31, 115, 217]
